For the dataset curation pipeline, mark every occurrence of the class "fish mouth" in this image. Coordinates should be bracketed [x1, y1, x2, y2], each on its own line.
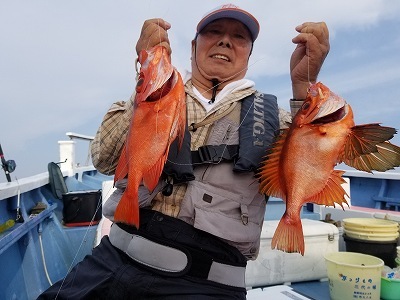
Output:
[146, 73, 174, 102]
[311, 105, 347, 124]
[311, 92, 347, 124]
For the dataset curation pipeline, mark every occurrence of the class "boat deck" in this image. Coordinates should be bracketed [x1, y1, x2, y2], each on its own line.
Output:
[1, 136, 399, 299]
[248, 281, 329, 300]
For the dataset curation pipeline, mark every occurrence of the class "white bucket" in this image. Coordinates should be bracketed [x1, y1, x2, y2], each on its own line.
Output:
[325, 252, 384, 300]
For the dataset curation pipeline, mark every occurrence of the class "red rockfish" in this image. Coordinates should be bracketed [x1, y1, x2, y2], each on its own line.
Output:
[258, 82, 400, 255]
[113, 46, 186, 227]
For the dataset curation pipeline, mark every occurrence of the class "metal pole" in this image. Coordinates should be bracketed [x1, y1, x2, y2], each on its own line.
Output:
[0, 143, 12, 182]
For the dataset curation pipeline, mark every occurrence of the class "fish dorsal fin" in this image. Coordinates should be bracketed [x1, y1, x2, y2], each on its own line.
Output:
[340, 124, 400, 172]
[258, 129, 288, 200]
[143, 146, 170, 192]
[307, 170, 349, 209]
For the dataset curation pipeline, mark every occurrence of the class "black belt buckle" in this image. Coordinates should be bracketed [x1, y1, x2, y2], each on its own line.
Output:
[198, 145, 216, 163]
[197, 145, 222, 163]
[198, 145, 238, 163]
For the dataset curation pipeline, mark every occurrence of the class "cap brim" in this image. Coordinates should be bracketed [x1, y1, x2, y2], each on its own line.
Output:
[197, 8, 259, 41]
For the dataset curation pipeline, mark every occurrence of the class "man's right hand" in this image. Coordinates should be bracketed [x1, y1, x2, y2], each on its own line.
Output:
[135, 18, 172, 55]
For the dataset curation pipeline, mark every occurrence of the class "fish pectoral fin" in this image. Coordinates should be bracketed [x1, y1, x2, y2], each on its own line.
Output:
[308, 170, 349, 209]
[258, 130, 288, 199]
[143, 148, 170, 192]
[343, 142, 400, 172]
[341, 124, 397, 159]
[341, 124, 400, 172]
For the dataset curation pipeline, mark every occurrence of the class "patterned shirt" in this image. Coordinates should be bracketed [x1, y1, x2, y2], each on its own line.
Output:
[91, 80, 298, 217]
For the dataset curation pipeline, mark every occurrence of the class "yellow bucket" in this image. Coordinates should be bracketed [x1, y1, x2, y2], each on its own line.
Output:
[325, 252, 384, 300]
[343, 218, 399, 232]
[344, 229, 399, 242]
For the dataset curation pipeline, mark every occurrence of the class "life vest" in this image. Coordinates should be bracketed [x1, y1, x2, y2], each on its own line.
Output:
[162, 91, 279, 183]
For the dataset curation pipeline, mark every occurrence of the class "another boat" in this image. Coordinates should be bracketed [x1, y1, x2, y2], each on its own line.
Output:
[1, 133, 399, 300]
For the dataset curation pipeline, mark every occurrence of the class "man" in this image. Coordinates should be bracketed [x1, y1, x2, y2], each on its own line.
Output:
[39, 4, 329, 299]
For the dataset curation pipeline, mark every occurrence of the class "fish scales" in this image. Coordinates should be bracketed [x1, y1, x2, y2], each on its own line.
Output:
[113, 46, 186, 227]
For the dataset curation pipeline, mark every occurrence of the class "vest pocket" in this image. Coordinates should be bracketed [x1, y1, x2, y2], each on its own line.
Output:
[178, 180, 262, 243]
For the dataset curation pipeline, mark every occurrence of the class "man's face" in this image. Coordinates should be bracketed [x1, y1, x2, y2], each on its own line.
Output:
[191, 18, 253, 83]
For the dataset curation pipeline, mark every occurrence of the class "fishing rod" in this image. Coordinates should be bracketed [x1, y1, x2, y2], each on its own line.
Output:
[0, 143, 16, 182]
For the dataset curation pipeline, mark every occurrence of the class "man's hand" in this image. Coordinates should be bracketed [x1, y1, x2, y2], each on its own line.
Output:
[136, 18, 172, 55]
[290, 22, 330, 99]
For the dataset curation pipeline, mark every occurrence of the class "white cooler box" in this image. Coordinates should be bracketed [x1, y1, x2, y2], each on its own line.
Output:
[245, 218, 339, 288]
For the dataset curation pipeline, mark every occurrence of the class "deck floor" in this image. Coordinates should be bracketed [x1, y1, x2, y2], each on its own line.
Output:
[247, 281, 330, 300]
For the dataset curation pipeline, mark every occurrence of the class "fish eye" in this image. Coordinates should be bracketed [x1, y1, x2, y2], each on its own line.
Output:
[136, 74, 144, 93]
[302, 101, 310, 111]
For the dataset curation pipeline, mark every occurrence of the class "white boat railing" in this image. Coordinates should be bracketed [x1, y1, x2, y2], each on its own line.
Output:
[0, 133, 97, 201]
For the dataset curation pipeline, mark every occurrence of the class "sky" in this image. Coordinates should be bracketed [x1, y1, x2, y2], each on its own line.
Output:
[1, 0, 400, 181]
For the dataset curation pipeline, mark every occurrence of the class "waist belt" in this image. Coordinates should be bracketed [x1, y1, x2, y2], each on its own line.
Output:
[109, 223, 246, 288]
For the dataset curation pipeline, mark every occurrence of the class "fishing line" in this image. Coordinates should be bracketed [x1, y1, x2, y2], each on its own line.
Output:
[64, 17, 266, 261]
[166, 100, 255, 167]
[54, 198, 103, 299]
[94, 18, 171, 180]
[155, 18, 163, 136]
[109, 19, 268, 172]
[165, 56, 266, 167]
[306, 26, 311, 85]
[93, 11, 170, 180]
[54, 183, 110, 298]
[53, 8, 317, 298]
[57, 15, 265, 296]
[54, 4, 173, 298]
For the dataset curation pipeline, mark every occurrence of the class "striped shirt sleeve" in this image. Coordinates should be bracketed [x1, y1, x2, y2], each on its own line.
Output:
[290, 99, 304, 117]
[90, 96, 134, 175]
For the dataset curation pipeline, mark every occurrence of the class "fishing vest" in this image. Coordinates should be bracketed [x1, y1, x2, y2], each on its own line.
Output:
[164, 91, 280, 259]
[105, 91, 280, 260]
[163, 91, 279, 182]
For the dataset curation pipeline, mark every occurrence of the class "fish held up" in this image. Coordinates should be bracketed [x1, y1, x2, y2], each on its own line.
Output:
[258, 82, 400, 255]
[113, 46, 186, 228]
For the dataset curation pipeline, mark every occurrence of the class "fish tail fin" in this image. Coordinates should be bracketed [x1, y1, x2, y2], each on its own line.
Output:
[271, 213, 305, 255]
[114, 188, 140, 228]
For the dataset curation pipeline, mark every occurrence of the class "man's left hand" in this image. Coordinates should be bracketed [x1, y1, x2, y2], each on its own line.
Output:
[290, 22, 330, 99]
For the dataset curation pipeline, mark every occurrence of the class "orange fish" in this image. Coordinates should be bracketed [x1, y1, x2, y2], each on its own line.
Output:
[258, 82, 400, 255]
[113, 46, 186, 227]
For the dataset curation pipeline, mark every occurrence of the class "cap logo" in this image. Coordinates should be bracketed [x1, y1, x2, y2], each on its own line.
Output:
[221, 4, 238, 9]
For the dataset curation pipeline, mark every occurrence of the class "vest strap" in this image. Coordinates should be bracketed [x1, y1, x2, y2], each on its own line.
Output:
[191, 144, 239, 164]
[188, 102, 238, 132]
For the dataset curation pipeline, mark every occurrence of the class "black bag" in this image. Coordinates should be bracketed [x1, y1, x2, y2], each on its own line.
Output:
[48, 162, 102, 226]
[62, 191, 102, 227]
